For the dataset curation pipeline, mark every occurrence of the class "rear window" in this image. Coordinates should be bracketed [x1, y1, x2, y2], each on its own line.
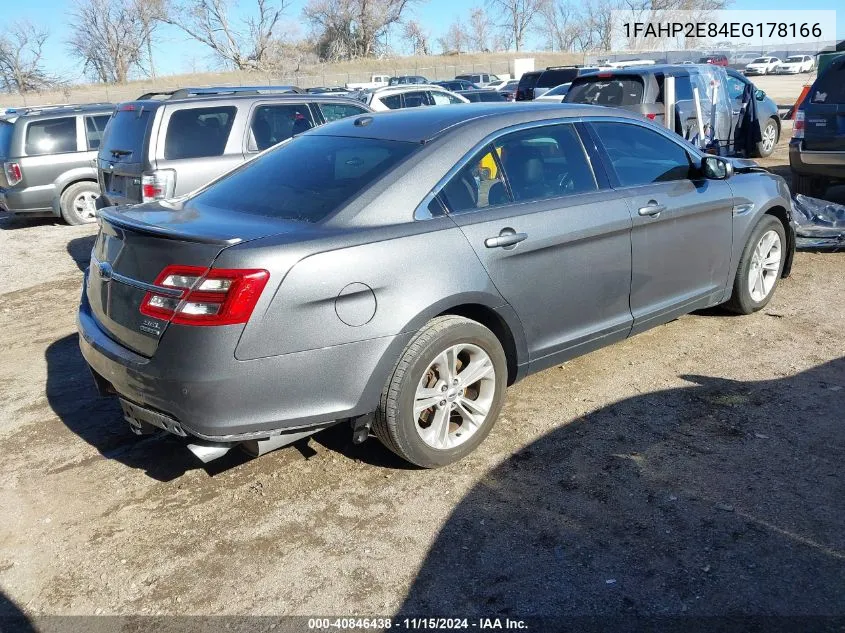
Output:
[100, 107, 152, 159]
[519, 73, 541, 89]
[190, 135, 417, 223]
[565, 77, 645, 106]
[164, 106, 236, 160]
[25, 117, 77, 155]
[537, 69, 578, 88]
[810, 61, 845, 104]
[0, 121, 13, 158]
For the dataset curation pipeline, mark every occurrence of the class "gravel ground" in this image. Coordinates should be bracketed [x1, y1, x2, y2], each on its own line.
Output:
[1, 120, 843, 625]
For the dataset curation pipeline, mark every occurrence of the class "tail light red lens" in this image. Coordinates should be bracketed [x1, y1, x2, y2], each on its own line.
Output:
[4, 162, 22, 187]
[140, 265, 270, 326]
[141, 169, 176, 203]
[792, 110, 805, 139]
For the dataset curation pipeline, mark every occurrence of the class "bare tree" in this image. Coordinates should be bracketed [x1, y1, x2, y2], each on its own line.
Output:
[68, 0, 155, 83]
[137, 0, 168, 78]
[305, 0, 419, 61]
[536, 0, 581, 51]
[468, 7, 493, 52]
[0, 21, 58, 93]
[403, 20, 430, 56]
[437, 19, 469, 54]
[585, 0, 618, 52]
[488, 0, 541, 51]
[166, 0, 289, 70]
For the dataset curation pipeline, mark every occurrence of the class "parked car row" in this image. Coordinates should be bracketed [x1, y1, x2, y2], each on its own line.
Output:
[76, 100, 796, 468]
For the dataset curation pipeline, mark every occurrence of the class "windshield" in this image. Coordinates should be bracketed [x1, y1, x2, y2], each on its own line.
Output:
[786, 57, 803, 63]
[751, 58, 769, 63]
[0, 121, 13, 158]
[565, 77, 645, 106]
[190, 135, 418, 223]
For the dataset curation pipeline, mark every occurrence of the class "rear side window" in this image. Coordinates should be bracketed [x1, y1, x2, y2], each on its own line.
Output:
[565, 77, 645, 106]
[99, 107, 151, 160]
[404, 91, 430, 108]
[25, 117, 77, 155]
[85, 115, 111, 150]
[441, 145, 511, 213]
[592, 121, 691, 186]
[810, 61, 845, 104]
[380, 94, 402, 109]
[191, 136, 417, 223]
[249, 104, 314, 152]
[519, 73, 541, 89]
[318, 102, 368, 122]
[164, 106, 236, 160]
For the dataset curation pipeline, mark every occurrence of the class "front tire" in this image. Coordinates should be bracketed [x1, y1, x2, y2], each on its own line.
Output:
[60, 181, 100, 225]
[724, 215, 786, 314]
[373, 315, 507, 468]
[755, 118, 779, 158]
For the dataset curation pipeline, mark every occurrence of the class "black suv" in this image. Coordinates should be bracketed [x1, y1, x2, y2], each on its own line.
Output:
[516, 66, 599, 101]
[790, 55, 845, 197]
[0, 103, 113, 224]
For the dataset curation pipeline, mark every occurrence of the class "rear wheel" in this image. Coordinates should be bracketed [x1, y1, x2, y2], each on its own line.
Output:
[755, 118, 779, 158]
[791, 173, 827, 198]
[724, 215, 786, 314]
[60, 181, 100, 225]
[373, 315, 507, 468]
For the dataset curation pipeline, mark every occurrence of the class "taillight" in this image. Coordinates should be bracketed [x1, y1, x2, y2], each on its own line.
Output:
[645, 113, 657, 120]
[792, 110, 805, 139]
[4, 162, 22, 187]
[141, 169, 176, 202]
[140, 266, 270, 326]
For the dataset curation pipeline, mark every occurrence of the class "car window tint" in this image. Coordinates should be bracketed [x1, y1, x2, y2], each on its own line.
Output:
[404, 91, 430, 108]
[441, 145, 512, 213]
[192, 136, 417, 223]
[494, 124, 597, 202]
[566, 77, 644, 106]
[165, 106, 236, 160]
[318, 102, 367, 122]
[249, 104, 314, 152]
[430, 91, 452, 105]
[727, 78, 746, 100]
[592, 121, 691, 186]
[380, 94, 402, 109]
[25, 117, 76, 155]
[85, 115, 111, 150]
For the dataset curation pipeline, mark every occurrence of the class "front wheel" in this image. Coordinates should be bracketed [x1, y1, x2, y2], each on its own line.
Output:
[755, 118, 779, 158]
[373, 315, 507, 468]
[724, 215, 786, 314]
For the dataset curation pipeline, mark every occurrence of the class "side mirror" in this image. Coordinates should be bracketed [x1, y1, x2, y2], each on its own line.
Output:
[701, 155, 734, 180]
[755, 89, 766, 101]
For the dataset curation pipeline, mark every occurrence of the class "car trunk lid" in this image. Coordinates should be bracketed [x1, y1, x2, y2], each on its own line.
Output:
[87, 201, 304, 357]
[802, 58, 845, 151]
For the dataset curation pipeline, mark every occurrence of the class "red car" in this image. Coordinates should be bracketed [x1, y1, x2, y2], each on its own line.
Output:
[698, 54, 729, 67]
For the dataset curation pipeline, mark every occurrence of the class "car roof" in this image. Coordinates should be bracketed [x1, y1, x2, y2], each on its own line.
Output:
[8, 102, 115, 119]
[119, 93, 367, 108]
[309, 102, 641, 143]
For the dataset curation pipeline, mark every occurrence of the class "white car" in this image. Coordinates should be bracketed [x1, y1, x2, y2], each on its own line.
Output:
[775, 55, 815, 74]
[358, 85, 469, 111]
[744, 57, 781, 76]
[534, 83, 572, 103]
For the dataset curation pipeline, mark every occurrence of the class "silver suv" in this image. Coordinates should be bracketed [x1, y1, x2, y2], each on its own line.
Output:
[96, 89, 372, 209]
[0, 103, 113, 224]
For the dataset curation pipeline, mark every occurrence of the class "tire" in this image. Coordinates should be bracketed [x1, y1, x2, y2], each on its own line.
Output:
[791, 173, 826, 198]
[373, 315, 507, 468]
[755, 118, 779, 158]
[724, 215, 787, 314]
[60, 181, 100, 225]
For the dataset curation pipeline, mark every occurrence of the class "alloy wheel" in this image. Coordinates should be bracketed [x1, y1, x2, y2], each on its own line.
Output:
[761, 122, 777, 154]
[748, 229, 782, 302]
[73, 191, 99, 222]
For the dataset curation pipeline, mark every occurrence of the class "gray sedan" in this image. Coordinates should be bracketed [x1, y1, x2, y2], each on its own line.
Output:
[78, 103, 795, 468]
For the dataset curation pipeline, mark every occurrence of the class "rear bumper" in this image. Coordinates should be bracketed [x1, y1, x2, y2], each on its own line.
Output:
[77, 275, 411, 441]
[789, 141, 845, 181]
[0, 185, 56, 215]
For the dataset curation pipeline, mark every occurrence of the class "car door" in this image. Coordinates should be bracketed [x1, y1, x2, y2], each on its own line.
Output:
[436, 122, 634, 371]
[588, 120, 733, 334]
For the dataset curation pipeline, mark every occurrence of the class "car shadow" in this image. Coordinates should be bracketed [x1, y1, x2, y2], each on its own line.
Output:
[67, 234, 96, 272]
[398, 357, 845, 618]
[0, 591, 36, 633]
[0, 215, 58, 231]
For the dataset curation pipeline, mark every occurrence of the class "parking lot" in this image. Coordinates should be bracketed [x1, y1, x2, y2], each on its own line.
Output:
[1, 75, 844, 622]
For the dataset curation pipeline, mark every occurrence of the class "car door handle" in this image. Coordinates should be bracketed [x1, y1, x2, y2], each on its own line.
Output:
[638, 202, 666, 217]
[485, 231, 528, 249]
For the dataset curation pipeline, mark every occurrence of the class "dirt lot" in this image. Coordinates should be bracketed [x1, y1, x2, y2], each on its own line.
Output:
[1, 124, 844, 625]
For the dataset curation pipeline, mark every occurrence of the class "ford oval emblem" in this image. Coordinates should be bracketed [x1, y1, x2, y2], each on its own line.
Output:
[98, 261, 113, 281]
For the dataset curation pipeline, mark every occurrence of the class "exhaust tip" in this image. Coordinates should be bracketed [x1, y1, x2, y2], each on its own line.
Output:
[186, 441, 233, 463]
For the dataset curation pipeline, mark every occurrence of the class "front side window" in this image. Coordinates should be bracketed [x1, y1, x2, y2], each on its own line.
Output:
[249, 104, 314, 152]
[403, 91, 430, 108]
[85, 115, 111, 150]
[164, 106, 236, 160]
[591, 121, 691, 186]
[25, 117, 76, 155]
[380, 94, 402, 109]
[494, 124, 597, 202]
[440, 145, 511, 213]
